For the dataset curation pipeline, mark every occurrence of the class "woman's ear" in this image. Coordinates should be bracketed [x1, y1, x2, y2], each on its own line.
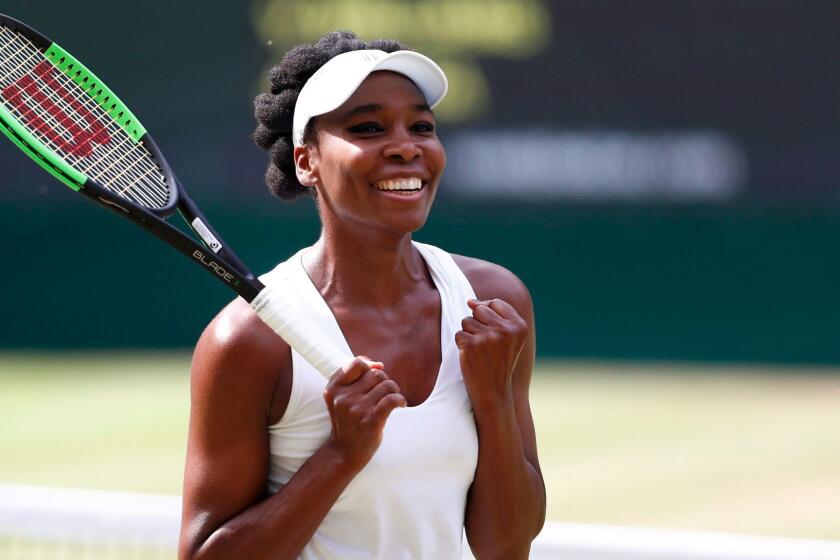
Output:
[294, 144, 318, 188]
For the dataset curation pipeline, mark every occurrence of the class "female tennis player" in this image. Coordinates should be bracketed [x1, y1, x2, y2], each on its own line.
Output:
[179, 31, 545, 560]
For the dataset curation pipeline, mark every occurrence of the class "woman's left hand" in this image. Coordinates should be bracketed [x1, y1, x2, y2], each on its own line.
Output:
[455, 298, 529, 410]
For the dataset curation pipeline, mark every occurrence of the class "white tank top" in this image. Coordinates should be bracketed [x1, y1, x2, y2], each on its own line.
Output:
[259, 241, 479, 560]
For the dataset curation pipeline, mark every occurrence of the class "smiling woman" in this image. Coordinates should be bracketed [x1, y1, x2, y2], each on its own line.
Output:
[297, 69, 446, 236]
[179, 31, 545, 560]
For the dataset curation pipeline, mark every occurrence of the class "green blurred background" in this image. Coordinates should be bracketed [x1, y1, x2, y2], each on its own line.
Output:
[2, 0, 839, 362]
[1, 0, 839, 544]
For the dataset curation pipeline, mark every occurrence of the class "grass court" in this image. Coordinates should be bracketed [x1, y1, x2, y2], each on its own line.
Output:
[1, 353, 838, 540]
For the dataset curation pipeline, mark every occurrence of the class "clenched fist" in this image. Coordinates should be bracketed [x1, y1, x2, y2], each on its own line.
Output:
[323, 357, 407, 470]
[455, 299, 529, 410]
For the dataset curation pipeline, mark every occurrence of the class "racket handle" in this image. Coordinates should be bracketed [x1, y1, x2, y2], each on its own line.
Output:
[251, 287, 350, 378]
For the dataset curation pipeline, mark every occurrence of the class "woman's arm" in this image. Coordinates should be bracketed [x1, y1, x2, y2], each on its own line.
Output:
[179, 299, 405, 560]
[454, 257, 546, 560]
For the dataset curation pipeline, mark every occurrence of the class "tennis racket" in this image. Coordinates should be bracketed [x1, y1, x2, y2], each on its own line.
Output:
[0, 13, 349, 378]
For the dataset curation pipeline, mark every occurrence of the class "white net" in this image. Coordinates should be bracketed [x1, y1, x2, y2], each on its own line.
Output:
[0, 23, 170, 209]
[2, 484, 840, 560]
[0, 485, 179, 560]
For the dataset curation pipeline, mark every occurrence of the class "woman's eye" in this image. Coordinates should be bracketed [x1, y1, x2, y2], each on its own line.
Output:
[348, 122, 383, 134]
[412, 121, 435, 134]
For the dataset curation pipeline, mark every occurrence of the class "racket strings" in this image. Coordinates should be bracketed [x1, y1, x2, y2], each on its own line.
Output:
[0, 25, 170, 209]
[0, 27, 168, 209]
[0, 44, 168, 211]
[0, 45, 166, 212]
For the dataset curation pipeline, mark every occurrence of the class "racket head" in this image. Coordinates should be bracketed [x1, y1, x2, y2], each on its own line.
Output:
[0, 13, 179, 215]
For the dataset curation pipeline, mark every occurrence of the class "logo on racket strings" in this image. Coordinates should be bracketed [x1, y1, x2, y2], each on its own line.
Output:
[1, 61, 111, 157]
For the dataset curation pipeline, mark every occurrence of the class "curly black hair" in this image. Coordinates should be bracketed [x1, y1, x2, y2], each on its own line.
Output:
[253, 31, 408, 201]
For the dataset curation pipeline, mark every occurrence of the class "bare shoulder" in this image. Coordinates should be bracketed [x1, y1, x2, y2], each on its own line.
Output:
[182, 299, 292, 554]
[192, 297, 292, 422]
[451, 254, 533, 318]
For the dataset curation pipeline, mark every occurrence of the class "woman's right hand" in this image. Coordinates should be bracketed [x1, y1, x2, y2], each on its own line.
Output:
[323, 357, 406, 469]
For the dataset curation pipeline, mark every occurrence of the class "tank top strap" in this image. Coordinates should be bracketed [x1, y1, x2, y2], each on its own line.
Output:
[258, 249, 349, 421]
[412, 241, 477, 328]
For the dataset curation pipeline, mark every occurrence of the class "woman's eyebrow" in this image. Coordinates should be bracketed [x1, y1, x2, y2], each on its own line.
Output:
[414, 103, 432, 114]
[343, 104, 382, 119]
[342, 103, 433, 119]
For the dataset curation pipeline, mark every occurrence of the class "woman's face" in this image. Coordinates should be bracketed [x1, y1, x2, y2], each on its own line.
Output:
[298, 70, 446, 237]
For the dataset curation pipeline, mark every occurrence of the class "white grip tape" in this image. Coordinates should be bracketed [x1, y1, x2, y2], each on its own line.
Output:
[250, 286, 349, 378]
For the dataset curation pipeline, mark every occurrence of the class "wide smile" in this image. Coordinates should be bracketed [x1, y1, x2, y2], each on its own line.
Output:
[371, 177, 427, 197]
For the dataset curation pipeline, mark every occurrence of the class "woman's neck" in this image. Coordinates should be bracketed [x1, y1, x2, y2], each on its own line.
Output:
[302, 229, 429, 310]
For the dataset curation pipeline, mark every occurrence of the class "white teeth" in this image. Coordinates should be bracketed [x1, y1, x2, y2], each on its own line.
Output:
[373, 178, 423, 191]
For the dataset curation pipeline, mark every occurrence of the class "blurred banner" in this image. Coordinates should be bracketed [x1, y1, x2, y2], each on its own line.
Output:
[2, 1, 839, 362]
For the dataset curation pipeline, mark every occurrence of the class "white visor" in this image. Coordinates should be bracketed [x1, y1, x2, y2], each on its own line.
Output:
[292, 49, 448, 147]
